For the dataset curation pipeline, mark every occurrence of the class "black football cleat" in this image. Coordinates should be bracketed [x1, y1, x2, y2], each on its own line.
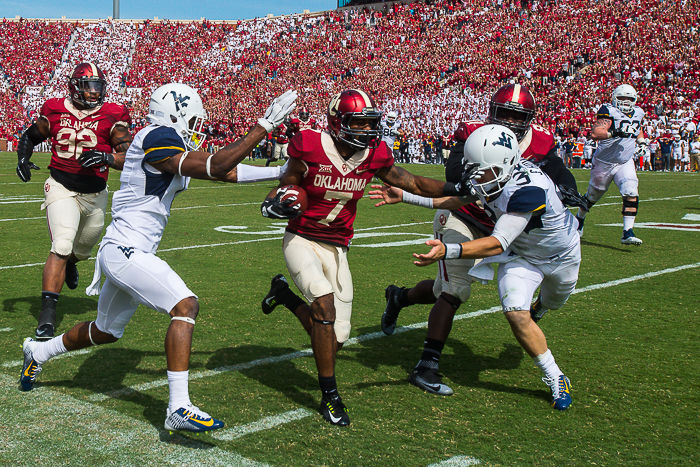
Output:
[381, 285, 405, 335]
[409, 365, 454, 396]
[320, 394, 350, 426]
[261, 274, 289, 315]
[65, 261, 79, 290]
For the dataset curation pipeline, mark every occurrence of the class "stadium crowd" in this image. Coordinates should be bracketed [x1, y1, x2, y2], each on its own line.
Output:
[0, 0, 698, 168]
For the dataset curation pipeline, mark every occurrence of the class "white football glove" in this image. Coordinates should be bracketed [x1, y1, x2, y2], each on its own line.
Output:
[258, 90, 298, 132]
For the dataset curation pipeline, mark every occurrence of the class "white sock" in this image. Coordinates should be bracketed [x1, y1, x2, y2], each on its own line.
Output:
[167, 370, 191, 412]
[33, 334, 68, 364]
[622, 216, 635, 231]
[237, 164, 281, 183]
[533, 349, 562, 381]
[576, 208, 588, 219]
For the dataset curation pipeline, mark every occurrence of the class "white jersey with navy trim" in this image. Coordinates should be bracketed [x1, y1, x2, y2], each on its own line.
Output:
[102, 124, 189, 254]
[481, 161, 579, 264]
[594, 104, 645, 165]
[381, 120, 402, 147]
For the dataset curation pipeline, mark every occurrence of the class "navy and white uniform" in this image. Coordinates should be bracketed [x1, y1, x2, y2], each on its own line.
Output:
[87, 124, 195, 338]
[586, 104, 645, 199]
[381, 119, 402, 148]
[469, 161, 581, 312]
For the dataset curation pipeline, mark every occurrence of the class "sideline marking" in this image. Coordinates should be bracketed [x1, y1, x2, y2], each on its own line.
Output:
[87, 261, 700, 402]
[211, 408, 313, 441]
[427, 456, 481, 466]
[682, 214, 700, 221]
[0, 375, 268, 466]
[0, 327, 13, 333]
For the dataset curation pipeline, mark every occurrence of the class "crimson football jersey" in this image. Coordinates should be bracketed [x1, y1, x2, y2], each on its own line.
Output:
[286, 130, 394, 247]
[450, 120, 557, 233]
[41, 98, 131, 181]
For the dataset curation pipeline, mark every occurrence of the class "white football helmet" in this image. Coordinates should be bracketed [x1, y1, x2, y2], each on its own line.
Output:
[148, 83, 207, 150]
[612, 84, 637, 114]
[386, 110, 398, 124]
[463, 124, 520, 198]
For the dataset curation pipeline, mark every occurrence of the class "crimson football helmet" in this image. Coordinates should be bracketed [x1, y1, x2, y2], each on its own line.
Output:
[299, 108, 310, 123]
[486, 83, 536, 140]
[328, 89, 382, 150]
[68, 62, 107, 109]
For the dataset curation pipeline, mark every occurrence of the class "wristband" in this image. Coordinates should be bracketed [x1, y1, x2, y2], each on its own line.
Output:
[402, 191, 434, 208]
[443, 243, 462, 260]
[206, 154, 214, 178]
[178, 151, 189, 176]
[443, 181, 458, 196]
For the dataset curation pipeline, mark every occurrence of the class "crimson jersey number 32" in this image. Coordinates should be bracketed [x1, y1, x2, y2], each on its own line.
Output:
[55, 127, 98, 159]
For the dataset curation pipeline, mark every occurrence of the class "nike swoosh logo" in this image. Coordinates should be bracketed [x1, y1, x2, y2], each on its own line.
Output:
[328, 413, 342, 423]
[264, 297, 274, 306]
[188, 416, 214, 427]
[356, 168, 370, 174]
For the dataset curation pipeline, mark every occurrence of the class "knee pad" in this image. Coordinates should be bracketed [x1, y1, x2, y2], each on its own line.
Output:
[438, 292, 462, 311]
[51, 238, 74, 257]
[334, 320, 351, 343]
[622, 197, 639, 216]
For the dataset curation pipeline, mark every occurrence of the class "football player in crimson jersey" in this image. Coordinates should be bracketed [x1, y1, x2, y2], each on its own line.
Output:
[286, 108, 317, 139]
[266, 120, 290, 166]
[15, 62, 133, 341]
[370, 84, 584, 397]
[259, 89, 474, 426]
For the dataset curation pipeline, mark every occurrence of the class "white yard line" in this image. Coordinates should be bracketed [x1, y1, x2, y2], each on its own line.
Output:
[594, 194, 699, 207]
[427, 456, 482, 466]
[0, 374, 269, 466]
[211, 408, 313, 441]
[2, 347, 94, 368]
[0, 221, 433, 270]
[0, 327, 13, 333]
[596, 222, 700, 232]
[86, 261, 700, 402]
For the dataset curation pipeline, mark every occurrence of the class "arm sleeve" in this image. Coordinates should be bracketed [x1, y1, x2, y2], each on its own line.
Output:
[142, 126, 186, 164]
[491, 212, 531, 250]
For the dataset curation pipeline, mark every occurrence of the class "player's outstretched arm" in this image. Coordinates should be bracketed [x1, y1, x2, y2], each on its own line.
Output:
[155, 90, 297, 180]
[413, 236, 504, 267]
[375, 164, 477, 199]
[369, 184, 465, 209]
[16, 117, 49, 182]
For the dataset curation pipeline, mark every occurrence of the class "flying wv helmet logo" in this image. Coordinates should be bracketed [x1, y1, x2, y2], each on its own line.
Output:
[167, 91, 191, 114]
[492, 131, 513, 149]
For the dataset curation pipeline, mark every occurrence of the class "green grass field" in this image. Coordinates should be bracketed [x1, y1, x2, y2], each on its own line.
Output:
[1, 152, 698, 466]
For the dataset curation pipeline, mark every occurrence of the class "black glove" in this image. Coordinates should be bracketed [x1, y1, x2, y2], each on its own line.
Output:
[78, 150, 114, 168]
[260, 191, 302, 219]
[16, 157, 40, 182]
[558, 185, 589, 210]
[444, 162, 483, 197]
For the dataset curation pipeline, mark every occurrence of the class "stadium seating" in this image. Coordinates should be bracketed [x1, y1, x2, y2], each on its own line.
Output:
[0, 0, 698, 151]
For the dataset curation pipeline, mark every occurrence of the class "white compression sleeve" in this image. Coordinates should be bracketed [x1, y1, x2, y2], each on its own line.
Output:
[402, 191, 434, 208]
[491, 212, 531, 250]
[236, 164, 282, 183]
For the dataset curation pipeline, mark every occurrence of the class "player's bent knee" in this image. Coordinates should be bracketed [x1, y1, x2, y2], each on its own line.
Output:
[438, 292, 462, 311]
[311, 295, 336, 326]
[503, 309, 532, 327]
[90, 321, 119, 345]
[170, 296, 199, 321]
[334, 320, 351, 343]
